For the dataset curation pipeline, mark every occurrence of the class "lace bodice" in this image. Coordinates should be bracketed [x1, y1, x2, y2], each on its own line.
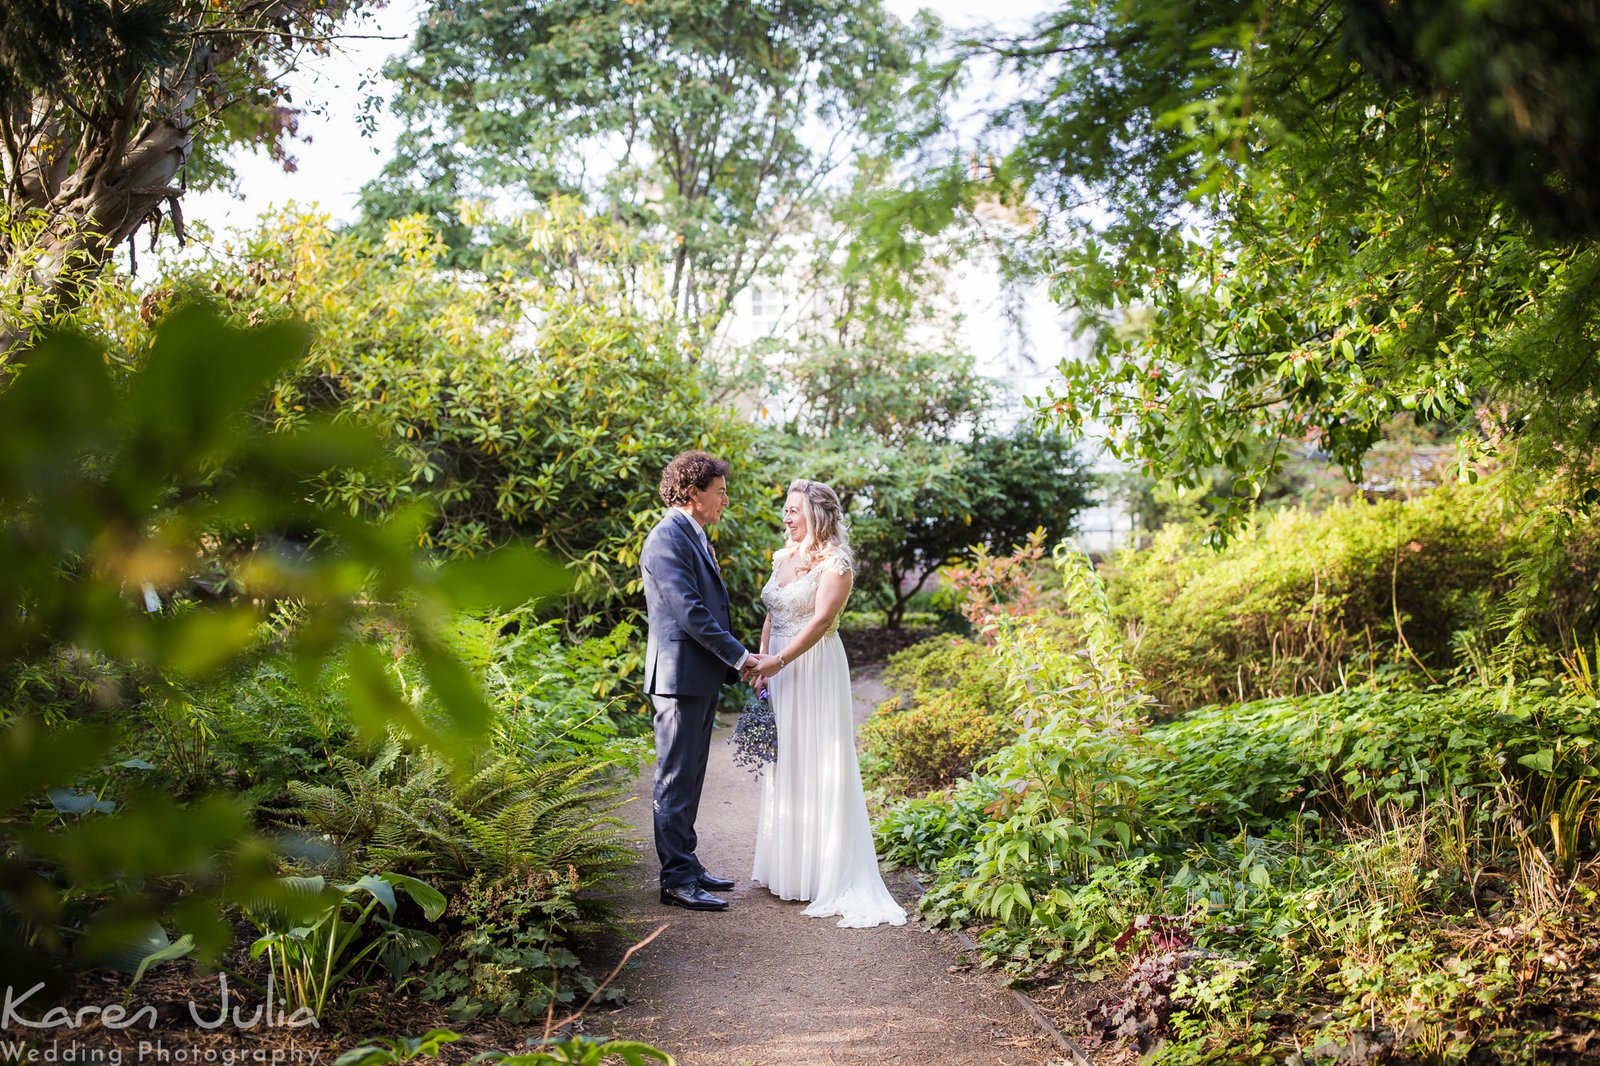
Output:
[762, 551, 852, 639]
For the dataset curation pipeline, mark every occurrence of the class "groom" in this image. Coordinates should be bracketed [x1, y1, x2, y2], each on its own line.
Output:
[642, 451, 777, 911]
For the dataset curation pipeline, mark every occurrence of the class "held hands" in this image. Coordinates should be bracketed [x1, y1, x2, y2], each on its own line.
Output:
[741, 651, 783, 686]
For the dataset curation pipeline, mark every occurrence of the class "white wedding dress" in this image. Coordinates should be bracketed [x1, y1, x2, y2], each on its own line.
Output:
[750, 551, 907, 928]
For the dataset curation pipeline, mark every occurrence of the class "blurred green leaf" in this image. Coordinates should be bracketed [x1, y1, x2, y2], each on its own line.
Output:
[0, 721, 116, 810]
[139, 605, 262, 678]
[434, 545, 571, 612]
[415, 643, 494, 750]
[0, 332, 116, 504]
[121, 307, 310, 480]
[0, 302, 562, 989]
[344, 643, 431, 747]
[76, 918, 170, 975]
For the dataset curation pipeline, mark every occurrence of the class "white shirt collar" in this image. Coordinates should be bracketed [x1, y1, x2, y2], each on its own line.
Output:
[673, 506, 707, 534]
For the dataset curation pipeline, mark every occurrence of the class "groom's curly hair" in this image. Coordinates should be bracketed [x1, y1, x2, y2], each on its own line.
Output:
[659, 450, 730, 506]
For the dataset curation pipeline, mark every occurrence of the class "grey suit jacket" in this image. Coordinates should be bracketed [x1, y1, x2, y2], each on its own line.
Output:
[641, 509, 745, 697]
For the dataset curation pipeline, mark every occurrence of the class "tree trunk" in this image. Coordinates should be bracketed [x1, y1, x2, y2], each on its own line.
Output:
[1, 41, 218, 362]
[884, 562, 945, 630]
[1, 0, 362, 363]
[885, 568, 919, 630]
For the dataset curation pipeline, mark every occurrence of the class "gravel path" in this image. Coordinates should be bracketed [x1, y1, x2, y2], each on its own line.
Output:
[597, 667, 1055, 1065]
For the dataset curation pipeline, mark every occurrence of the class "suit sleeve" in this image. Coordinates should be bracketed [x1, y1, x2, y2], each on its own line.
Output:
[642, 527, 748, 670]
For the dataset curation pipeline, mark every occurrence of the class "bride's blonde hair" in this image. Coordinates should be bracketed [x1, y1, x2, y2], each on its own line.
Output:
[786, 478, 854, 571]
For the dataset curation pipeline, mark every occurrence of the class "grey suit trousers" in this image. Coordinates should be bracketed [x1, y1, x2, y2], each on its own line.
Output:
[651, 691, 719, 890]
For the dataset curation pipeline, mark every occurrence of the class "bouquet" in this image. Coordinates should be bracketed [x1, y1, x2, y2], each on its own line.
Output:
[729, 690, 777, 774]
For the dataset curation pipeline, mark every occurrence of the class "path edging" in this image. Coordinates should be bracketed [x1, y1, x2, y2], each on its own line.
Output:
[903, 872, 1095, 1066]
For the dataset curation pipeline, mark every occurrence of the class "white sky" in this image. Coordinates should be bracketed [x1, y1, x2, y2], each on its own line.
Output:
[180, 0, 1055, 236]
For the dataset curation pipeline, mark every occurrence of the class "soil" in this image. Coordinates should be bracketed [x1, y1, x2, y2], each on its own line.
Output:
[1025, 975, 1140, 1066]
[593, 665, 1062, 1065]
[837, 627, 941, 666]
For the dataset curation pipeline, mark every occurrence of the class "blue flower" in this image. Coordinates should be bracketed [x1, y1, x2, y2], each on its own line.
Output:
[729, 692, 777, 773]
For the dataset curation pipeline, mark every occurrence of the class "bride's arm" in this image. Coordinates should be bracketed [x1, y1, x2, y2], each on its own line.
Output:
[768, 567, 852, 670]
[754, 614, 774, 695]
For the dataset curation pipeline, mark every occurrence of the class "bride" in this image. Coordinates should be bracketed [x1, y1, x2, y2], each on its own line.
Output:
[744, 478, 907, 928]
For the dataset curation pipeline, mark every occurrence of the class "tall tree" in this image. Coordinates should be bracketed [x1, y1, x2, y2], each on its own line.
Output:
[0, 0, 372, 360]
[871, 0, 1600, 531]
[361, 0, 926, 349]
[744, 250, 1093, 627]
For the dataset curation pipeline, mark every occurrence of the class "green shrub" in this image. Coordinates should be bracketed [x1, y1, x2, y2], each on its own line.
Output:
[926, 673, 1600, 967]
[1106, 484, 1513, 710]
[0, 311, 561, 988]
[881, 535, 1600, 1059]
[139, 614, 646, 805]
[448, 613, 649, 767]
[111, 212, 771, 631]
[2, 646, 136, 729]
[249, 871, 447, 1018]
[875, 776, 1002, 872]
[859, 692, 1008, 793]
[287, 740, 633, 895]
[861, 635, 1016, 793]
[910, 675, 1600, 1059]
[420, 862, 621, 1022]
[893, 542, 1600, 1061]
[881, 635, 1010, 710]
[156, 654, 355, 799]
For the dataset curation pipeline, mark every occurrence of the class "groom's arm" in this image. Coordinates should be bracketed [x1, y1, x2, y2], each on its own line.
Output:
[642, 529, 749, 670]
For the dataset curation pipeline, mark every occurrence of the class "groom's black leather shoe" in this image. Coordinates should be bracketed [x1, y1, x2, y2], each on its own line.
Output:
[697, 872, 735, 892]
[660, 884, 729, 911]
